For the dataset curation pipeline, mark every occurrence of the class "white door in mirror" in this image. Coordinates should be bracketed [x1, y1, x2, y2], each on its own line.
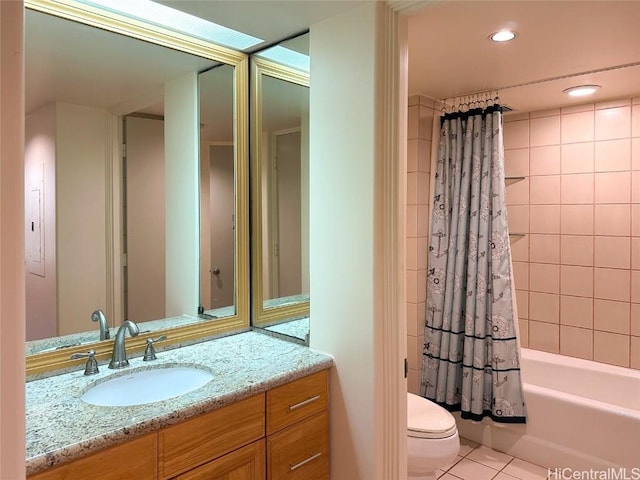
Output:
[81, 366, 214, 407]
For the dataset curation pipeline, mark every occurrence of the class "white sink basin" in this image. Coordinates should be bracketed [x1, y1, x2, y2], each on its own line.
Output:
[81, 366, 214, 407]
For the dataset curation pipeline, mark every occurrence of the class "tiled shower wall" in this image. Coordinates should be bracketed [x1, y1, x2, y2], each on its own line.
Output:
[505, 97, 640, 369]
[406, 95, 435, 394]
[406, 96, 640, 394]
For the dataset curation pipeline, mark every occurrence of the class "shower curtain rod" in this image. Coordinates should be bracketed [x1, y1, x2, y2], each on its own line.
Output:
[437, 60, 640, 106]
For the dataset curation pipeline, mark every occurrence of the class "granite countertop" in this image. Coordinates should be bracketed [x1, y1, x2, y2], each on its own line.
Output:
[26, 331, 333, 476]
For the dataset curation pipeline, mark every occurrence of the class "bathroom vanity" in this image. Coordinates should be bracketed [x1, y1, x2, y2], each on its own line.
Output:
[26, 332, 332, 479]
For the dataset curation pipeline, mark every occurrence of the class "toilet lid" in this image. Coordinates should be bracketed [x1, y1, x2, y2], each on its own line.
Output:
[407, 393, 457, 439]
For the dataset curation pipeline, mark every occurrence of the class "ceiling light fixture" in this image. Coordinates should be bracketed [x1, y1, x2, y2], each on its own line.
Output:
[563, 85, 601, 97]
[490, 30, 516, 42]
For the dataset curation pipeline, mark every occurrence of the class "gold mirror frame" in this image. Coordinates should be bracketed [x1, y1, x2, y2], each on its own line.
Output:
[25, 0, 250, 376]
[251, 57, 310, 328]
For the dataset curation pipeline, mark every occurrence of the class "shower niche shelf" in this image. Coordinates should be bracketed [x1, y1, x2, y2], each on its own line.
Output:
[505, 176, 526, 186]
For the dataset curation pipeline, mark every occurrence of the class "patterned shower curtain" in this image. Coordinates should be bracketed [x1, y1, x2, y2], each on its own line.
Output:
[420, 102, 527, 423]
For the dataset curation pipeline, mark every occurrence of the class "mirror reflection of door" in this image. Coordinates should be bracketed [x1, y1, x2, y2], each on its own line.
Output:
[124, 115, 166, 322]
[269, 129, 302, 299]
[208, 144, 235, 308]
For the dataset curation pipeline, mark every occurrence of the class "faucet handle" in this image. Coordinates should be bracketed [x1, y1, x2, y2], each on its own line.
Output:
[70, 349, 99, 375]
[143, 336, 167, 361]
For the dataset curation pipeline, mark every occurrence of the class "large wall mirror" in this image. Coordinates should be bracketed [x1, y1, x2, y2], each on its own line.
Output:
[250, 34, 310, 342]
[25, 0, 249, 375]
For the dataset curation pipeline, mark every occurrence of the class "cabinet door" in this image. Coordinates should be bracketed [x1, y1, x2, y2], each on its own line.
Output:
[175, 440, 265, 480]
[266, 370, 327, 435]
[160, 394, 265, 479]
[28, 433, 157, 480]
[267, 412, 328, 480]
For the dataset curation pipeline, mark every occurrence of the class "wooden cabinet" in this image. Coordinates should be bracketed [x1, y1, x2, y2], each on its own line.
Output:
[28, 370, 329, 480]
[28, 433, 157, 480]
[159, 394, 265, 479]
[266, 370, 329, 480]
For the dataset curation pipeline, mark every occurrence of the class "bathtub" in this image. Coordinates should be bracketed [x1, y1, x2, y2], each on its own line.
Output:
[454, 348, 640, 470]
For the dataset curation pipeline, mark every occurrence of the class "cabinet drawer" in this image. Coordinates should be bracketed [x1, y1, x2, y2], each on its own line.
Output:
[175, 439, 265, 480]
[266, 370, 328, 435]
[159, 394, 265, 479]
[267, 411, 329, 480]
[28, 433, 157, 480]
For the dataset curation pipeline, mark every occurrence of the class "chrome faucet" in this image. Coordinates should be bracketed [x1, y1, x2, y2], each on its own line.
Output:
[108, 320, 139, 369]
[91, 309, 110, 340]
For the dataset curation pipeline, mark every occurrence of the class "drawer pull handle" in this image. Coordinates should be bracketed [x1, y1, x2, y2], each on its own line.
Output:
[290, 452, 322, 471]
[289, 395, 321, 411]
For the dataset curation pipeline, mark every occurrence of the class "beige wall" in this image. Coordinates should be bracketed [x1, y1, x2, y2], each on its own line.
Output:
[504, 97, 640, 369]
[405, 95, 435, 394]
[25, 103, 57, 340]
[0, 0, 26, 476]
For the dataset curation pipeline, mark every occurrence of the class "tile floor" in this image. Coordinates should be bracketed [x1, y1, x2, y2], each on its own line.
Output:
[437, 438, 549, 480]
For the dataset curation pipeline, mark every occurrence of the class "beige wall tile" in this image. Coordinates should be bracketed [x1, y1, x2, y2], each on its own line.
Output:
[561, 205, 594, 235]
[530, 115, 560, 147]
[418, 139, 431, 173]
[407, 138, 418, 172]
[407, 302, 418, 337]
[504, 148, 529, 177]
[406, 236, 417, 270]
[417, 301, 426, 330]
[631, 336, 640, 369]
[561, 142, 594, 174]
[633, 171, 640, 204]
[530, 175, 560, 205]
[560, 295, 593, 328]
[418, 105, 434, 140]
[631, 303, 640, 336]
[417, 268, 427, 303]
[530, 145, 560, 175]
[594, 236, 631, 269]
[406, 204, 417, 237]
[512, 261, 529, 290]
[594, 331, 630, 367]
[529, 234, 560, 264]
[407, 335, 420, 370]
[561, 173, 594, 204]
[529, 292, 559, 323]
[408, 105, 419, 140]
[518, 318, 529, 347]
[407, 368, 420, 395]
[407, 269, 417, 303]
[531, 108, 561, 119]
[530, 205, 560, 233]
[516, 289, 529, 319]
[633, 105, 640, 138]
[594, 267, 631, 302]
[595, 106, 631, 141]
[562, 111, 595, 144]
[561, 265, 594, 297]
[594, 139, 631, 172]
[530, 263, 560, 293]
[510, 235, 528, 262]
[561, 235, 594, 266]
[560, 325, 593, 360]
[507, 205, 529, 233]
[632, 238, 640, 270]
[407, 172, 418, 205]
[417, 205, 429, 236]
[417, 237, 428, 270]
[594, 299, 630, 334]
[594, 204, 631, 236]
[529, 320, 559, 353]
[504, 119, 529, 149]
[417, 172, 430, 205]
[561, 103, 594, 115]
[634, 205, 640, 236]
[504, 112, 530, 122]
[506, 177, 529, 205]
[595, 171, 631, 203]
[632, 138, 640, 170]
[596, 98, 632, 110]
[633, 271, 640, 303]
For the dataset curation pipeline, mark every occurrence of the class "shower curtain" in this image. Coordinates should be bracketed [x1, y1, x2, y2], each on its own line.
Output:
[420, 100, 526, 423]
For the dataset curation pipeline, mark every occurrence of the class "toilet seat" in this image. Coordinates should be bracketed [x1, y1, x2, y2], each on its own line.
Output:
[407, 393, 457, 439]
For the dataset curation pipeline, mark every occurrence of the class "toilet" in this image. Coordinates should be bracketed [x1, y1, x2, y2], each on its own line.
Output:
[407, 392, 460, 480]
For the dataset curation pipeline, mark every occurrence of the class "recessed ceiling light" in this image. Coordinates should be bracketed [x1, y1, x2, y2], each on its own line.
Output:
[563, 85, 601, 97]
[490, 30, 516, 42]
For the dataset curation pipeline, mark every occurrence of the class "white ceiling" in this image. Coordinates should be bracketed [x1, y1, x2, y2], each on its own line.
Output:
[407, 1, 640, 112]
[26, 0, 640, 120]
